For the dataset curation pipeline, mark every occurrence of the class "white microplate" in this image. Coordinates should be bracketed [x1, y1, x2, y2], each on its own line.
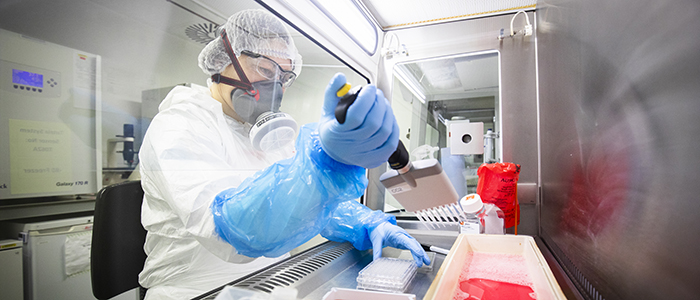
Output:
[398, 250, 436, 273]
[357, 257, 417, 293]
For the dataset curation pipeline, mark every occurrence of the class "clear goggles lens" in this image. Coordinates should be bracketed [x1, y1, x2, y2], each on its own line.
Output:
[242, 51, 296, 88]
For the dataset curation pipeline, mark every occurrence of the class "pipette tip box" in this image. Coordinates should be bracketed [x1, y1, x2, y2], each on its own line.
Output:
[356, 257, 417, 293]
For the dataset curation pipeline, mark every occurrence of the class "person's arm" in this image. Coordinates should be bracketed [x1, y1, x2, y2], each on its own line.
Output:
[211, 123, 368, 258]
[316, 73, 430, 267]
[140, 101, 258, 263]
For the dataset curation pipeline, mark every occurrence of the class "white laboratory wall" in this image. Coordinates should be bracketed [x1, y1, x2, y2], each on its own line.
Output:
[282, 66, 368, 128]
[391, 79, 413, 149]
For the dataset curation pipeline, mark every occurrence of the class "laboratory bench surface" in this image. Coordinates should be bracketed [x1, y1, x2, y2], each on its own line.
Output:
[192, 225, 579, 300]
[193, 228, 460, 300]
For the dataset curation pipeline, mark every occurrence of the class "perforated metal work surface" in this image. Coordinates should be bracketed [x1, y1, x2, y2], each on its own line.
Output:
[196, 242, 364, 299]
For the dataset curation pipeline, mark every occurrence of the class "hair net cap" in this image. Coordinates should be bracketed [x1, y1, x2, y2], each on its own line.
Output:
[198, 9, 302, 77]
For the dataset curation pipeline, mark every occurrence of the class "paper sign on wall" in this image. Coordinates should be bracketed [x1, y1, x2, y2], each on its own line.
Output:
[9, 119, 73, 194]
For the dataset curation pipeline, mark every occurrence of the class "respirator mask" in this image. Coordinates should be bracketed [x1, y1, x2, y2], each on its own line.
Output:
[213, 29, 298, 152]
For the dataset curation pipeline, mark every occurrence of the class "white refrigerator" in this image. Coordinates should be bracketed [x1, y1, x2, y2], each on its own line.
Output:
[0, 239, 23, 300]
[2, 215, 137, 300]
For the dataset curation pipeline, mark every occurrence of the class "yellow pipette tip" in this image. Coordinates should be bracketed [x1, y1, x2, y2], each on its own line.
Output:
[336, 83, 351, 97]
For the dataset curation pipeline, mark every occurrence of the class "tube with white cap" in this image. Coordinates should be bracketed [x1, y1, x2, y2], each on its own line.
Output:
[458, 193, 505, 234]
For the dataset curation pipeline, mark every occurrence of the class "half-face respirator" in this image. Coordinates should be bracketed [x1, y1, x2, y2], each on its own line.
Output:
[212, 29, 298, 152]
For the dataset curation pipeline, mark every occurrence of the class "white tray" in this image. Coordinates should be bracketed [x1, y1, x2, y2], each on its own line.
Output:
[424, 234, 567, 300]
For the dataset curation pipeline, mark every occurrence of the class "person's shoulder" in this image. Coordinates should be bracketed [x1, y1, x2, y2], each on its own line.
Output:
[160, 83, 216, 108]
[146, 83, 229, 140]
[158, 85, 218, 115]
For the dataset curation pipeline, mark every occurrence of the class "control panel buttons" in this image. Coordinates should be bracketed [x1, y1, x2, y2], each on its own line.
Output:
[12, 84, 48, 93]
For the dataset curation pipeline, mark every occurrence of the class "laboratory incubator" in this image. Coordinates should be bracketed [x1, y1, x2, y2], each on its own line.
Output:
[1, 0, 699, 300]
[0, 29, 101, 200]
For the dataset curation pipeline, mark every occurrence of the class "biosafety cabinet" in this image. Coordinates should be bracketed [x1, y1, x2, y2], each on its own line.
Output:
[1, 0, 700, 300]
[266, 1, 700, 298]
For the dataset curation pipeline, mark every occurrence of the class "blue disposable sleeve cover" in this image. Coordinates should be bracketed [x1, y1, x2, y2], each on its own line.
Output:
[211, 123, 368, 258]
[321, 200, 395, 251]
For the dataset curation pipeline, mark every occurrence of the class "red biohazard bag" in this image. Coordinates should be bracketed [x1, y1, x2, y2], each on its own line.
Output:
[476, 163, 521, 228]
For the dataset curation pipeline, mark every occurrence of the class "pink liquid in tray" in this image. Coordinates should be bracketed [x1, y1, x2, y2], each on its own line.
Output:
[452, 252, 537, 300]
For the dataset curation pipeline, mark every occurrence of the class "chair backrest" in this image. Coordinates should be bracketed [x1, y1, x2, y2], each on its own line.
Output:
[91, 180, 146, 300]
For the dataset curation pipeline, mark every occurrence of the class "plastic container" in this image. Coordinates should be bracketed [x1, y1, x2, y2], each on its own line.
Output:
[322, 287, 416, 300]
[458, 194, 505, 234]
[424, 234, 566, 300]
[397, 250, 436, 273]
[356, 257, 417, 293]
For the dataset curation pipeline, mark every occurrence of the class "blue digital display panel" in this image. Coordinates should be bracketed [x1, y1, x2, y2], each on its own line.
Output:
[12, 69, 43, 88]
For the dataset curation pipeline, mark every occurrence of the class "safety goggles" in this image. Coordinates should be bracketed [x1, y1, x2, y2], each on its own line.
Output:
[241, 50, 297, 88]
[211, 29, 297, 98]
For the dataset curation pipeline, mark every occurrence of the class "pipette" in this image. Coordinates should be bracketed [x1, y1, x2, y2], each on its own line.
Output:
[336, 84, 464, 229]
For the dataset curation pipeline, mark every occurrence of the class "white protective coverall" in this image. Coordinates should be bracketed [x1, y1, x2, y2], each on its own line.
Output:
[138, 83, 292, 299]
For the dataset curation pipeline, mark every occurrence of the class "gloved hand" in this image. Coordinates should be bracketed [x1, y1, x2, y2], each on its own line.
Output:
[369, 222, 431, 267]
[319, 73, 400, 169]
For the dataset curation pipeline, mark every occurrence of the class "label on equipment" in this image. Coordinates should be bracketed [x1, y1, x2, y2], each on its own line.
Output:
[388, 183, 412, 195]
[460, 221, 480, 234]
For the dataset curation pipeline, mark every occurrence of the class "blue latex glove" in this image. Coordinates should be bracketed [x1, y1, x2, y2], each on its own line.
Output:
[370, 222, 432, 267]
[319, 73, 400, 169]
[320, 201, 430, 267]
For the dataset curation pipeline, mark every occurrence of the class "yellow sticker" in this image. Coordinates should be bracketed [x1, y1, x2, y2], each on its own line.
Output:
[1, 243, 19, 249]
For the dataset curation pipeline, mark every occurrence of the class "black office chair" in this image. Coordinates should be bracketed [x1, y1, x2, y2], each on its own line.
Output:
[91, 180, 148, 300]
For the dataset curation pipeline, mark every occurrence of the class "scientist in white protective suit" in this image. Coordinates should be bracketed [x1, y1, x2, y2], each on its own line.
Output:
[138, 9, 431, 299]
